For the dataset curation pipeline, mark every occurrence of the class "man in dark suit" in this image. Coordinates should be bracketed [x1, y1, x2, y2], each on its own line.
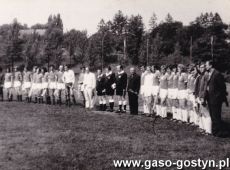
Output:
[205, 60, 229, 137]
[127, 67, 140, 115]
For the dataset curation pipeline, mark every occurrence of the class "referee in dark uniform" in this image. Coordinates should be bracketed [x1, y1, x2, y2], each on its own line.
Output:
[104, 66, 116, 112]
[115, 65, 127, 113]
[127, 67, 140, 115]
[96, 68, 106, 111]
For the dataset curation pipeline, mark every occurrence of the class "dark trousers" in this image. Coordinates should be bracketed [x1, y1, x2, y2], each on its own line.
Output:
[128, 92, 138, 115]
[0, 87, 3, 101]
[208, 100, 223, 136]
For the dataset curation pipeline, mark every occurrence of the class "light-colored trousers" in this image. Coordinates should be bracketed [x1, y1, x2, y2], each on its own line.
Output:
[84, 87, 94, 109]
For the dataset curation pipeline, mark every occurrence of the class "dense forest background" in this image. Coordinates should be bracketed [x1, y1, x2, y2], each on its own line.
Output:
[0, 11, 230, 72]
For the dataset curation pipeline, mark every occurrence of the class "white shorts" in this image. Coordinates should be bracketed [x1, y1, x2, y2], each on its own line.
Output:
[30, 83, 35, 90]
[140, 85, 144, 95]
[49, 82, 57, 89]
[159, 88, 168, 99]
[34, 83, 42, 89]
[57, 83, 65, 90]
[142, 85, 153, 97]
[42, 82, 49, 89]
[13, 81, 21, 88]
[168, 88, 174, 99]
[22, 82, 31, 90]
[168, 88, 178, 99]
[4, 82, 12, 89]
[178, 89, 188, 100]
[188, 93, 196, 105]
[152, 85, 159, 96]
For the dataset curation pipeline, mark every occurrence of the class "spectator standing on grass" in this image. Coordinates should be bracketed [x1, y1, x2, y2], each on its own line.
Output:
[83, 66, 96, 110]
[205, 60, 229, 137]
[127, 67, 140, 115]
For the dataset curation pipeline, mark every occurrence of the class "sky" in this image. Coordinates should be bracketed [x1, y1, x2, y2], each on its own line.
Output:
[0, 0, 229, 35]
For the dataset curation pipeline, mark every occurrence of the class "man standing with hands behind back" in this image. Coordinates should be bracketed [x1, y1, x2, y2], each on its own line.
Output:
[205, 60, 229, 137]
[127, 67, 140, 115]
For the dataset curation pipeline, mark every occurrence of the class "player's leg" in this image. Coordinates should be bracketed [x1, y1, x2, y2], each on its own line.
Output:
[116, 95, 122, 113]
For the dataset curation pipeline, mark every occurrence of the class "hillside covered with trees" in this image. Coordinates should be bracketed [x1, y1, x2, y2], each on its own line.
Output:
[0, 11, 229, 72]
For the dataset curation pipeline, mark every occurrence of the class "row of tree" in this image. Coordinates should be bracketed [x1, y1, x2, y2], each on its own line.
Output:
[0, 11, 230, 72]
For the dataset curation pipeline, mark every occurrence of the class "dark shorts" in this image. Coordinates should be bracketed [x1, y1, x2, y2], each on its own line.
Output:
[106, 88, 114, 96]
[116, 89, 126, 96]
[97, 90, 105, 96]
[0, 86, 3, 95]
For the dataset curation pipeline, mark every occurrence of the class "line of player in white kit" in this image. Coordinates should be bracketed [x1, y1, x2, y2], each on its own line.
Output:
[3, 65, 76, 106]
[1, 62, 226, 135]
[140, 63, 212, 135]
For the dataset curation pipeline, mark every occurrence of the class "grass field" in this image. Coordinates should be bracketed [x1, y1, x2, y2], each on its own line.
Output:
[0, 86, 230, 170]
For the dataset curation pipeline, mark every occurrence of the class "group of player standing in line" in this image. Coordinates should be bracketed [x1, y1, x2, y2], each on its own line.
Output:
[0, 60, 228, 136]
[93, 61, 228, 136]
[1, 65, 76, 106]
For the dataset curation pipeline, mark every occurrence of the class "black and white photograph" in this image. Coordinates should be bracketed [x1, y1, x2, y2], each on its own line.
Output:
[0, 0, 230, 169]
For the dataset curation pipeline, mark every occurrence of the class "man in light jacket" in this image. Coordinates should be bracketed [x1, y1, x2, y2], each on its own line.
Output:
[83, 66, 96, 109]
[63, 65, 76, 106]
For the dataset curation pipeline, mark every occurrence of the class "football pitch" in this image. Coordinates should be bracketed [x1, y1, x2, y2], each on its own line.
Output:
[0, 86, 230, 170]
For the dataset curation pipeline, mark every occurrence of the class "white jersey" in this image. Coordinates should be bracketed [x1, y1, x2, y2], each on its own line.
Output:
[62, 70, 75, 84]
[142, 72, 154, 97]
[143, 72, 154, 87]
[83, 72, 96, 89]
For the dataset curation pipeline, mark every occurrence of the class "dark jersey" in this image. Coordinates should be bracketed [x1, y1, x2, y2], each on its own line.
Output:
[96, 74, 106, 95]
[116, 71, 127, 92]
[105, 72, 116, 95]
[0, 73, 4, 86]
